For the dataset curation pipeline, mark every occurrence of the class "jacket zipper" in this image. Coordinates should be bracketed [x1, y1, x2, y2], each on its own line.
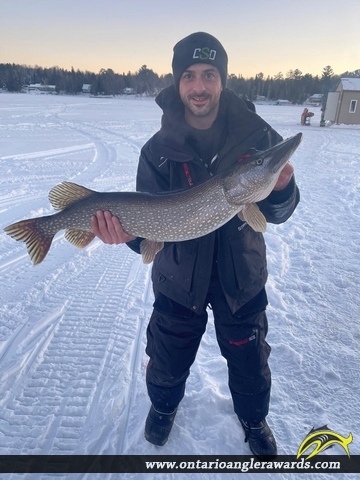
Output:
[183, 163, 194, 186]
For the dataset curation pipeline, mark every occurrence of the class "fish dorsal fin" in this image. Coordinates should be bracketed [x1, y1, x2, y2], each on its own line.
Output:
[238, 203, 267, 232]
[49, 182, 95, 211]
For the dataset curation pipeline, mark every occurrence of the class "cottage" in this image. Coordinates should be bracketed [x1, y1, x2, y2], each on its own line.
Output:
[276, 99, 291, 106]
[26, 84, 56, 93]
[306, 94, 323, 106]
[324, 78, 360, 125]
[82, 84, 92, 94]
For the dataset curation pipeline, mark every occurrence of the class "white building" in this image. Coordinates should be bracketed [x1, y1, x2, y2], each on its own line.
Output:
[25, 84, 56, 93]
[306, 94, 323, 106]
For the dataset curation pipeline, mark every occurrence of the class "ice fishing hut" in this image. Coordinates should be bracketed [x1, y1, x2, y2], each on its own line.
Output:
[324, 78, 360, 125]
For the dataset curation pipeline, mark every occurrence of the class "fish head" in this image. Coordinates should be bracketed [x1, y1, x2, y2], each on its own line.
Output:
[224, 133, 302, 204]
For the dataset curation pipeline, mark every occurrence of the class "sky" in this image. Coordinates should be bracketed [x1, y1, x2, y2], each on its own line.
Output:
[1, 0, 359, 79]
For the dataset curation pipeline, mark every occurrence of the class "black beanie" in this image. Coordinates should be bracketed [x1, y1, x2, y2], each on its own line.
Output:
[172, 32, 228, 91]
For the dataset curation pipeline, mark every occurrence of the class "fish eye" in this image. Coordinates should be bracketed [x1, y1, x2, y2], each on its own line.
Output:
[256, 158, 263, 165]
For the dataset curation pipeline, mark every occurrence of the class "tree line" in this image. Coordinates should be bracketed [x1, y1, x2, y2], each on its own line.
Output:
[0, 64, 172, 97]
[0, 62, 359, 103]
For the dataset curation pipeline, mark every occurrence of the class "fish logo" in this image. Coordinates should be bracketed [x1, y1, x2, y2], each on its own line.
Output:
[297, 425, 353, 459]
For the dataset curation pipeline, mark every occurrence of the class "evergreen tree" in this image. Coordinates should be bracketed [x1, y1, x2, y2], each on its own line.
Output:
[6, 64, 23, 91]
[135, 65, 159, 95]
[321, 65, 334, 94]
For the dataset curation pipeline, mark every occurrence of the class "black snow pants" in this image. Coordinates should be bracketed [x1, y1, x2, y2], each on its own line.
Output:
[145, 270, 272, 423]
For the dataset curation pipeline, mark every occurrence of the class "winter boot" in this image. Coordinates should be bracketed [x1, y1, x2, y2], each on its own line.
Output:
[144, 405, 177, 446]
[239, 418, 277, 458]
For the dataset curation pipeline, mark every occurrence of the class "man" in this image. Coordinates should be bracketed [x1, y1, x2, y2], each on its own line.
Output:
[92, 32, 299, 457]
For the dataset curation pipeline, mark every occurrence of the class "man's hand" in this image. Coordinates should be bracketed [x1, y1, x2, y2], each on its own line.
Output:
[273, 162, 294, 191]
[91, 210, 136, 244]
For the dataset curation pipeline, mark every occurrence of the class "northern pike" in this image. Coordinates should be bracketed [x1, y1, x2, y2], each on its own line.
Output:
[4, 133, 302, 265]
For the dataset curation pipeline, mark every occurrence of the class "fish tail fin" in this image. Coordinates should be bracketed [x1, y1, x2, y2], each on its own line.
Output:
[4, 219, 54, 265]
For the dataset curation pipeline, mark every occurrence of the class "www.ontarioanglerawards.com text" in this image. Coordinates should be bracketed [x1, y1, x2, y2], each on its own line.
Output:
[145, 457, 341, 473]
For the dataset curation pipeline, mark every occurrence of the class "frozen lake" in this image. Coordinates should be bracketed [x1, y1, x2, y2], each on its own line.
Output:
[0, 93, 359, 479]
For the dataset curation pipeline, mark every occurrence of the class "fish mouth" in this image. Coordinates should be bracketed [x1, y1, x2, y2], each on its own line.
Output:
[265, 133, 303, 173]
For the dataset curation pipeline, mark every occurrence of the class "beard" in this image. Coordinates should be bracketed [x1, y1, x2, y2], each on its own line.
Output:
[182, 91, 220, 119]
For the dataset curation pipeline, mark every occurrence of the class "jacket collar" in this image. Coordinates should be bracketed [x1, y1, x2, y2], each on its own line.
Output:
[151, 85, 267, 164]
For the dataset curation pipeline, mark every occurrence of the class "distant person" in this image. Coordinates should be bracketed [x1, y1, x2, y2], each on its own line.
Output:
[301, 108, 314, 125]
[301, 108, 309, 125]
[92, 32, 300, 458]
[320, 102, 326, 126]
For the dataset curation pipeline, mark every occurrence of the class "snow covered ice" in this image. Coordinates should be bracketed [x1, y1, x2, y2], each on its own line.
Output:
[0, 93, 359, 480]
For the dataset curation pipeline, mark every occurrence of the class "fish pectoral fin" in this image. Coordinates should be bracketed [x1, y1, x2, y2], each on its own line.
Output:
[49, 182, 96, 211]
[140, 239, 164, 264]
[240, 203, 267, 232]
[65, 229, 95, 248]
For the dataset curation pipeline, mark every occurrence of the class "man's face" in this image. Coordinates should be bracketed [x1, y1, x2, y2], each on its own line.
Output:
[179, 63, 222, 129]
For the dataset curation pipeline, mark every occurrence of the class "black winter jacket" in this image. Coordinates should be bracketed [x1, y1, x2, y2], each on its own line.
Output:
[127, 86, 300, 314]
